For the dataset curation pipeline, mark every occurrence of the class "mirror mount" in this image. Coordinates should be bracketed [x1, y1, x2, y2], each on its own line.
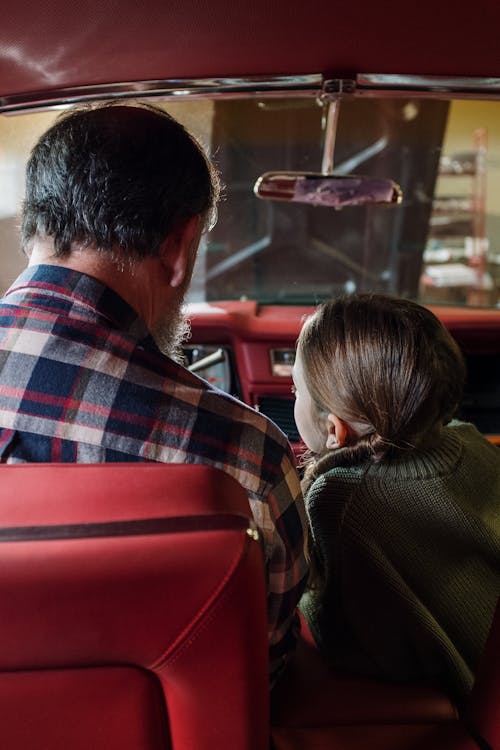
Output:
[321, 98, 340, 175]
[254, 96, 403, 208]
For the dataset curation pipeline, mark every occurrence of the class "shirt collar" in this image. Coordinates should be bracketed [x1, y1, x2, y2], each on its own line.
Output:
[4, 264, 154, 345]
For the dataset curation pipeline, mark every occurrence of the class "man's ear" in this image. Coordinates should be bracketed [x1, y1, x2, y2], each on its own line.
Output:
[159, 214, 202, 288]
[325, 413, 350, 450]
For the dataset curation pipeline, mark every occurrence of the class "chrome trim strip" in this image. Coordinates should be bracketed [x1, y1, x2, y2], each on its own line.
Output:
[4, 73, 500, 114]
[0, 75, 323, 113]
[355, 74, 500, 98]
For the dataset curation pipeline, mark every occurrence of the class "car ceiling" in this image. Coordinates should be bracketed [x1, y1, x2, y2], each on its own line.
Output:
[1, 0, 500, 103]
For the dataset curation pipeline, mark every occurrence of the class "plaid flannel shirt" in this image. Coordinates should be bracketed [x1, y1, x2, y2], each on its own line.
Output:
[0, 264, 309, 676]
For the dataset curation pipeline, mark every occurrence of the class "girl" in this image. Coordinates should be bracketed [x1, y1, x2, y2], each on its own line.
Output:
[293, 293, 500, 705]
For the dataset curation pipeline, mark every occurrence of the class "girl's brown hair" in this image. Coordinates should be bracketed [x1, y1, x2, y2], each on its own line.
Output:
[297, 293, 466, 475]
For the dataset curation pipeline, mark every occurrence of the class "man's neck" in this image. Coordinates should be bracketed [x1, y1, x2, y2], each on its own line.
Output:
[27, 236, 173, 331]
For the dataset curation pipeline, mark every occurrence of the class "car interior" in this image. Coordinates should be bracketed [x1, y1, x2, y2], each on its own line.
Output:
[0, 463, 269, 750]
[0, 0, 499, 747]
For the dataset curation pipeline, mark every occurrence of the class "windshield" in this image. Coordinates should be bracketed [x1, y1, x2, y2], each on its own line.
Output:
[1, 95, 499, 308]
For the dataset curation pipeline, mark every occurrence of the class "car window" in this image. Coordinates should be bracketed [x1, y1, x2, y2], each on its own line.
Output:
[1, 95, 499, 308]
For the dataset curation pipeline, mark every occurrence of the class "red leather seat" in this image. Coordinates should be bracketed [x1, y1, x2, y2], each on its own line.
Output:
[271, 613, 458, 727]
[271, 606, 500, 750]
[465, 596, 500, 750]
[0, 463, 269, 750]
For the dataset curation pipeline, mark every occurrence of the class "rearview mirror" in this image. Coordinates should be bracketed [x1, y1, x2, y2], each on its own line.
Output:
[254, 172, 402, 208]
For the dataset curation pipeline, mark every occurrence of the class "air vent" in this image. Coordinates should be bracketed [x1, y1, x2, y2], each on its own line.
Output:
[257, 397, 299, 442]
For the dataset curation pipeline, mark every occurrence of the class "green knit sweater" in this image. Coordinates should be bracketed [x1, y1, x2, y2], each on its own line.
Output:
[300, 421, 500, 705]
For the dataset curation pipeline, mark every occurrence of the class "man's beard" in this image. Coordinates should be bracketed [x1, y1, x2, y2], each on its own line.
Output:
[151, 299, 191, 363]
[152, 239, 198, 363]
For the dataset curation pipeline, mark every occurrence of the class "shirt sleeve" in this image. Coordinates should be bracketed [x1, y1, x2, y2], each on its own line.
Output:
[247, 441, 310, 681]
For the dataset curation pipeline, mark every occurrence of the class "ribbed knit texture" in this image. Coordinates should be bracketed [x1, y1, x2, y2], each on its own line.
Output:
[300, 421, 500, 706]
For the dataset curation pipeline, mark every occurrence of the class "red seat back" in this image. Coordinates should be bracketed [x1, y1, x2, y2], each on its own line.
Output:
[271, 602, 499, 750]
[0, 463, 269, 750]
[465, 596, 500, 749]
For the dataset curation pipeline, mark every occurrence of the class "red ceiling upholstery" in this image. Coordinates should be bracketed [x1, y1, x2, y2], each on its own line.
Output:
[1, 0, 500, 101]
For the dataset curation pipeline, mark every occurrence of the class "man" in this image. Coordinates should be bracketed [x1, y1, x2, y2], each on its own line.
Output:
[0, 102, 308, 679]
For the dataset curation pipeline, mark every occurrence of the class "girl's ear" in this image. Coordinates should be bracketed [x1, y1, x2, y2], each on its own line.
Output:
[325, 413, 349, 450]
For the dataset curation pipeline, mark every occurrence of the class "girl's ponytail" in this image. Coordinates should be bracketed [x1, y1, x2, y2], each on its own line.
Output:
[297, 293, 465, 480]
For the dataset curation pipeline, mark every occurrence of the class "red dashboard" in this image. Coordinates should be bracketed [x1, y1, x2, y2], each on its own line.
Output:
[188, 301, 500, 448]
